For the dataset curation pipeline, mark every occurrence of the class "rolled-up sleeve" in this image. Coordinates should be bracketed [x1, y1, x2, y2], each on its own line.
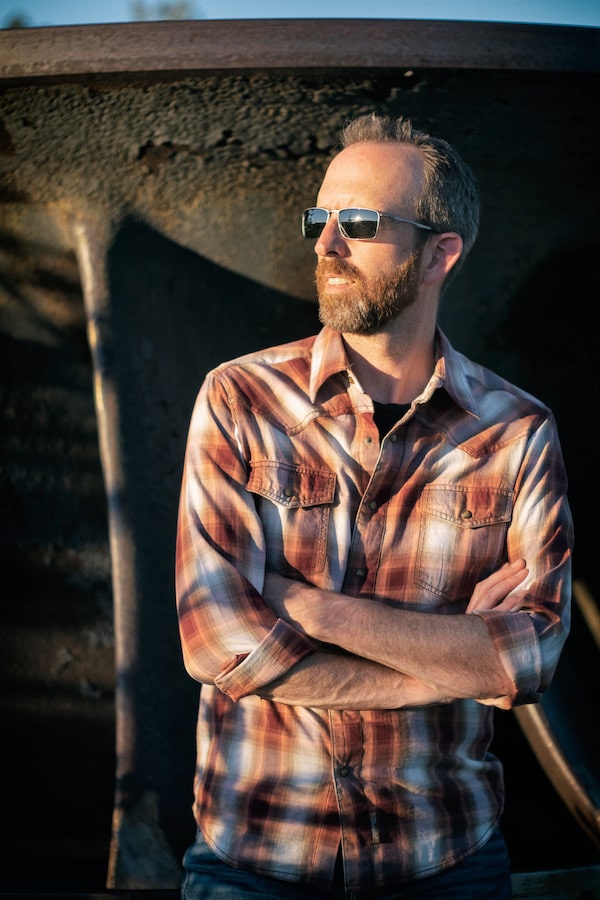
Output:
[474, 411, 572, 708]
[215, 618, 317, 701]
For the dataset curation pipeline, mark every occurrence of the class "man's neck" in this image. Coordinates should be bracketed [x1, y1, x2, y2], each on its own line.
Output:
[342, 321, 436, 405]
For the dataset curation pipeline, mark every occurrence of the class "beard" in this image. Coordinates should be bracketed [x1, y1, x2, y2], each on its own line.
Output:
[316, 248, 423, 335]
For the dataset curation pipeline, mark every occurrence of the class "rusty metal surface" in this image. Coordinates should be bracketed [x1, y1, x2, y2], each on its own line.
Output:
[0, 19, 599, 84]
[2, 17, 599, 891]
[72, 216, 184, 887]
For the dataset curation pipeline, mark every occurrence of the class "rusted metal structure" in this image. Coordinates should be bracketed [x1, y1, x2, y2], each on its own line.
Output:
[1, 19, 599, 896]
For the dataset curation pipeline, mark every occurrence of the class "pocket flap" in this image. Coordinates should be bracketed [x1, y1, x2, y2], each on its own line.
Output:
[247, 460, 336, 508]
[422, 484, 513, 528]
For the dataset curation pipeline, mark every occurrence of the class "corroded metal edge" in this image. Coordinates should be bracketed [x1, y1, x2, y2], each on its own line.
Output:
[1, 19, 599, 83]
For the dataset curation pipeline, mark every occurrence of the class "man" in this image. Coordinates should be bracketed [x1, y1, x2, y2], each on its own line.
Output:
[176, 113, 572, 898]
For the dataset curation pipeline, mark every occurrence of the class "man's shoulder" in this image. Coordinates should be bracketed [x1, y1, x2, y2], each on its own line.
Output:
[462, 353, 550, 414]
[213, 332, 318, 376]
[442, 333, 551, 418]
[204, 334, 320, 414]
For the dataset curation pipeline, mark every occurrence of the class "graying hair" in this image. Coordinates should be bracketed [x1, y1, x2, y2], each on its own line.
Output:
[341, 113, 480, 274]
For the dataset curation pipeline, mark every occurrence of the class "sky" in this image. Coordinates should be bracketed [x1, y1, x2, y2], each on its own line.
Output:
[1, 0, 599, 29]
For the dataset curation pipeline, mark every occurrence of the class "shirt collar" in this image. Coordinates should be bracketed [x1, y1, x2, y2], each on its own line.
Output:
[434, 328, 480, 418]
[309, 326, 351, 403]
[309, 325, 480, 418]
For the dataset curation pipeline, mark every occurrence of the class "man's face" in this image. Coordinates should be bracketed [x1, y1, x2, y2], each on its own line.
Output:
[312, 141, 428, 335]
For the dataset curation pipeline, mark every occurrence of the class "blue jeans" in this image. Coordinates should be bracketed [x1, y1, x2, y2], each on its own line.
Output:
[181, 826, 512, 899]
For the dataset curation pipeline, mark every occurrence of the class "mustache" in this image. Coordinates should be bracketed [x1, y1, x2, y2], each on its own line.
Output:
[316, 259, 361, 280]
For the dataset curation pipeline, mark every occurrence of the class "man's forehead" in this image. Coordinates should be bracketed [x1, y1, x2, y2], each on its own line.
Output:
[319, 141, 424, 203]
[330, 140, 423, 173]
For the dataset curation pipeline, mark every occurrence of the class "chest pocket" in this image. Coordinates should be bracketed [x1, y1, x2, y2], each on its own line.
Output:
[416, 484, 514, 603]
[247, 461, 336, 575]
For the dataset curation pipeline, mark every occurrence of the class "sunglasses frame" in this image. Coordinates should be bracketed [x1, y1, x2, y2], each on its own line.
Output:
[302, 207, 434, 240]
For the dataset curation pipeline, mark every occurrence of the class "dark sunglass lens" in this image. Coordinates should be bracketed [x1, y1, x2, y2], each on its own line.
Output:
[302, 208, 328, 238]
[339, 209, 379, 239]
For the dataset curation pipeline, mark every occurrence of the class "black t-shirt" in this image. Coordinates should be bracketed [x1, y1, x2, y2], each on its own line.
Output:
[372, 400, 410, 439]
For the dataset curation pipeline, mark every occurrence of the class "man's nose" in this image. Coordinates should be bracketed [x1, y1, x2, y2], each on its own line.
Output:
[314, 213, 349, 257]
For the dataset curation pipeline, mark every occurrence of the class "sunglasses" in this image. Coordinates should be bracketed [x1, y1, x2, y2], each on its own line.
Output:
[301, 207, 434, 241]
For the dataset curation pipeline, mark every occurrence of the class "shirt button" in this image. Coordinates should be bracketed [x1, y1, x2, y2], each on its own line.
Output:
[365, 436, 373, 444]
[338, 766, 350, 777]
[356, 568, 366, 579]
[460, 509, 473, 520]
[368, 500, 377, 510]
[283, 488, 293, 498]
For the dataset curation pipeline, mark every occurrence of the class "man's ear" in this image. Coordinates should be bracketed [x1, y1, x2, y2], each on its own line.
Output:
[422, 233, 463, 286]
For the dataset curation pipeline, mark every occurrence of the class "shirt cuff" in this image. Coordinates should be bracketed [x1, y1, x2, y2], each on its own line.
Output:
[214, 618, 318, 702]
[472, 608, 543, 707]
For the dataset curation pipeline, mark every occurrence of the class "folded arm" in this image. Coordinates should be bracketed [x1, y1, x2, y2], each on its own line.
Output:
[262, 561, 529, 705]
[178, 372, 571, 712]
[252, 648, 454, 709]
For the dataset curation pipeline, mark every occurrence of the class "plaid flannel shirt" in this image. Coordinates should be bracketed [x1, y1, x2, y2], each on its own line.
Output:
[176, 326, 572, 891]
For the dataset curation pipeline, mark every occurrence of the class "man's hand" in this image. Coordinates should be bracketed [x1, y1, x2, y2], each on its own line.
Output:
[466, 559, 529, 613]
